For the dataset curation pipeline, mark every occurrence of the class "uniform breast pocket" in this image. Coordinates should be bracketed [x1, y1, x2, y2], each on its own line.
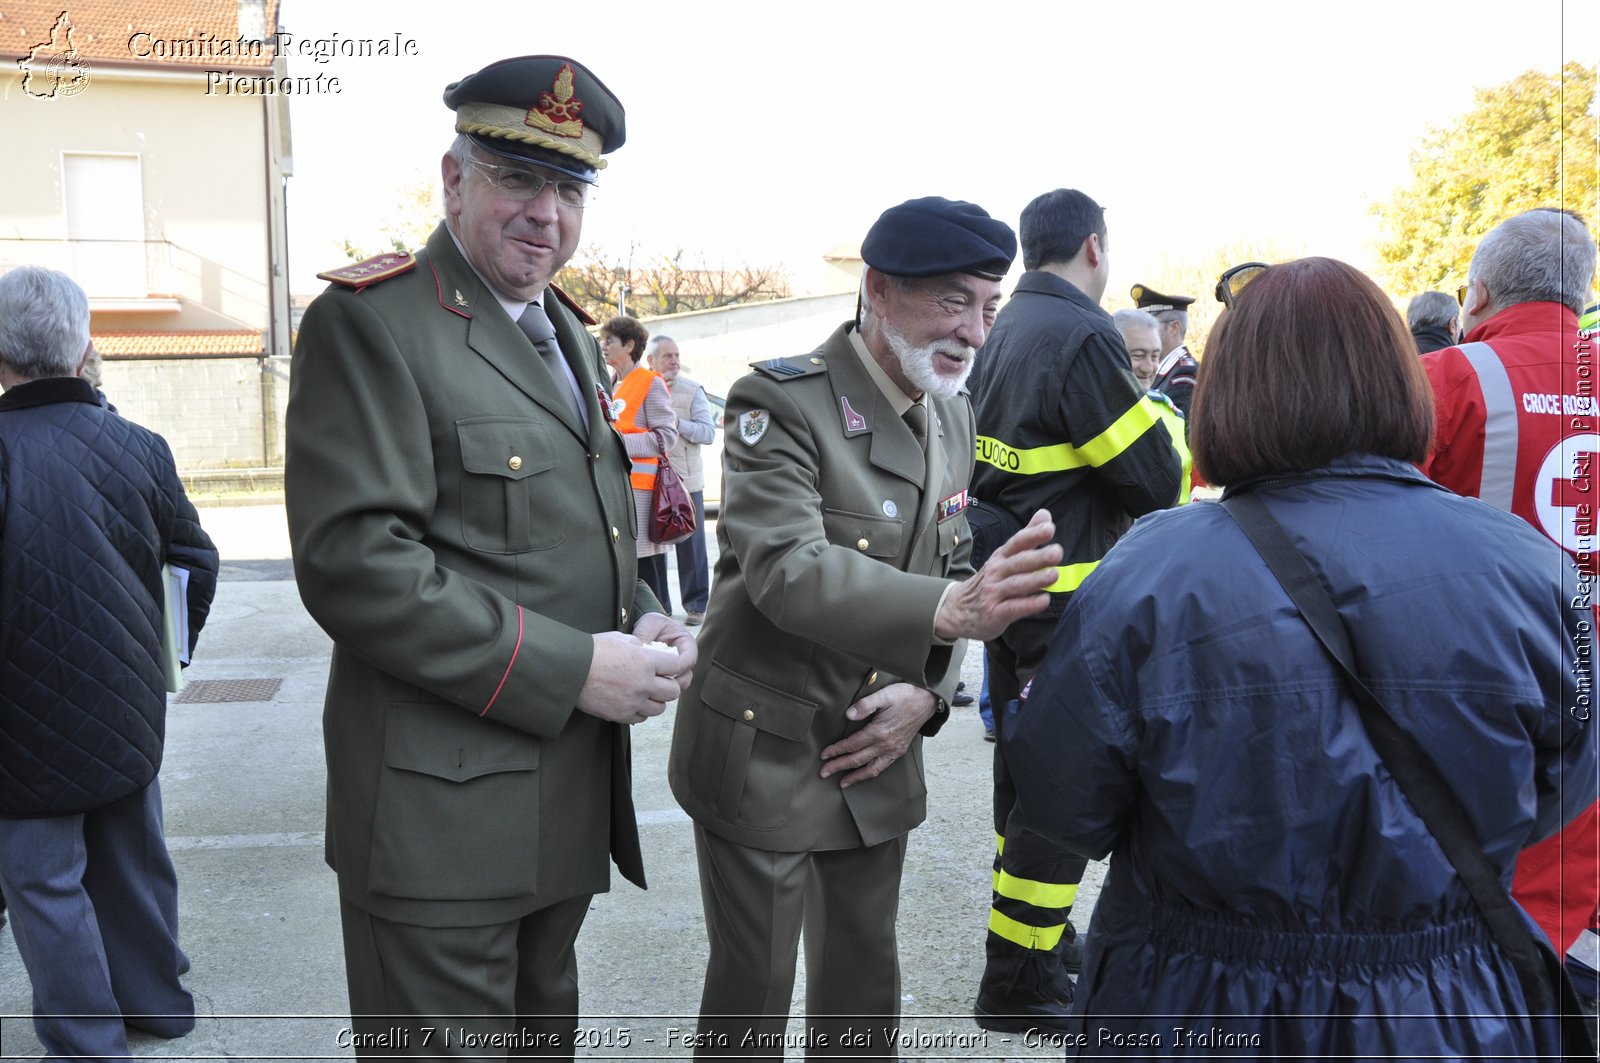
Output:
[821, 507, 903, 559]
[457, 417, 566, 554]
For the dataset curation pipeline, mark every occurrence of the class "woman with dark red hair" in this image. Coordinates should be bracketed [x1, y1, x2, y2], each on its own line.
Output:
[1007, 258, 1596, 1057]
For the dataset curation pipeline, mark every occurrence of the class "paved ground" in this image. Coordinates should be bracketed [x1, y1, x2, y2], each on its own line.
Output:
[0, 504, 1103, 1061]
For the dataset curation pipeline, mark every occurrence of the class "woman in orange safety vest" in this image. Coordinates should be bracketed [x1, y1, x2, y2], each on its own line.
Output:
[600, 315, 679, 611]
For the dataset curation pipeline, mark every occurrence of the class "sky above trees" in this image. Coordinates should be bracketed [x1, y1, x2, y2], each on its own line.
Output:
[280, 0, 1597, 306]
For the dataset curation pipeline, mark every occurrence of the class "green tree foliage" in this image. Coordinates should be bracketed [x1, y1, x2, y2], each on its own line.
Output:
[1375, 63, 1598, 295]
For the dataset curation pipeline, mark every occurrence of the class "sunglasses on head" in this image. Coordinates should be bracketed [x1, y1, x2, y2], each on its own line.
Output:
[1215, 262, 1269, 308]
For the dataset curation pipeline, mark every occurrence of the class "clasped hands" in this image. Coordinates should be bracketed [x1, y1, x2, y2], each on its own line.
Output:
[576, 612, 697, 725]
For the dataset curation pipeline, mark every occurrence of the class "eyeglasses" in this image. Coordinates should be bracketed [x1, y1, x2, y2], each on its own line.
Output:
[1215, 262, 1269, 308]
[1456, 283, 1470, 306]
[466, 156, 590, 209]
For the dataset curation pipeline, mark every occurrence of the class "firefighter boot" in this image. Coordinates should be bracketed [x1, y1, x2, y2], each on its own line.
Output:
[972, 924, 1076, 1034]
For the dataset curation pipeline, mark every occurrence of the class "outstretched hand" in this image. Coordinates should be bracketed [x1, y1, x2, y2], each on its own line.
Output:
[934, 509, 1062, 641]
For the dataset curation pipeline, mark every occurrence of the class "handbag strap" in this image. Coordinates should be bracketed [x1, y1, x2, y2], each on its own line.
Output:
[1221, 491, 1557, 1012]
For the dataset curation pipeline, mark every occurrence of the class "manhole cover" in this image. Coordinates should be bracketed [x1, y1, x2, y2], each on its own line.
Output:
[175, 678, 284, 704]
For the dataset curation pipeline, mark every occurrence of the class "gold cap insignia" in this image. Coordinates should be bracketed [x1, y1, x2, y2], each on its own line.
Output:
[525, 63, 584, 140]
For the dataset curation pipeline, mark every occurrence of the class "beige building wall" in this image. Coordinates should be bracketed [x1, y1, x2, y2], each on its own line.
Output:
[0, 68, 274, 334]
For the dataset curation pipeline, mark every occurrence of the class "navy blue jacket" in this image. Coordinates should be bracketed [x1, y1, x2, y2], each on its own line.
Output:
[0, 377, 217, 817]
[1010, 456, 1597, 1057]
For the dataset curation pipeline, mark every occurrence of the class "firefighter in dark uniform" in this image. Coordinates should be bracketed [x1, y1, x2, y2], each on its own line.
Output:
[967, 189, 1184, 1032]
[1131, 283, 1199, 416]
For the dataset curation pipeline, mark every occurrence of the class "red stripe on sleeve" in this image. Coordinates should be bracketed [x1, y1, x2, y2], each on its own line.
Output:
[481, 606, 523, 717]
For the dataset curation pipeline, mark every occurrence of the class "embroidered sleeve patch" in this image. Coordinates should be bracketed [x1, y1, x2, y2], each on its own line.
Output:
[738, 409, 770, 446]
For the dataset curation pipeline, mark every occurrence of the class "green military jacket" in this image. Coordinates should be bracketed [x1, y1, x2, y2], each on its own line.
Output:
[669, 322, 975, 852]
[286, 224, 660, 927]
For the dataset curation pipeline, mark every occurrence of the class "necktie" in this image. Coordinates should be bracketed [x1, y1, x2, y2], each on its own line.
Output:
[516, 301, 587, 428]
[904, 402, 928, 450]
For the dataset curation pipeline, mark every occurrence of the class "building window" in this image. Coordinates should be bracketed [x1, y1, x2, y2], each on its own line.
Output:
[63, 153, 145, 297]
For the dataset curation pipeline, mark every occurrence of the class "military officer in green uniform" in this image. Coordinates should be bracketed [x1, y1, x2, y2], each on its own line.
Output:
[668, 197, 1066, 1058]
[285, 55, 696, 1059]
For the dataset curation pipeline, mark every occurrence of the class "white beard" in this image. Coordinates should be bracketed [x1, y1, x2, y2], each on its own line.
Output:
[883, 322, 975, 400]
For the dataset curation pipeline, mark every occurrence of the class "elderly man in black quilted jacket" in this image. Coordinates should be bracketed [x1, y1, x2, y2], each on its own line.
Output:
[0, 266, 218, 1060]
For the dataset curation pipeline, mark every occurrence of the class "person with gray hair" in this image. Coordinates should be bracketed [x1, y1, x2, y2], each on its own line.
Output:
[1421, 207, 1600, 983]
[1111, 308, 1163, 392]
[646, 333, 715, 625]
[1129, 283, 1199, 415]
[1406, 290, 1461, 354]
[0, 266, 218, 1060]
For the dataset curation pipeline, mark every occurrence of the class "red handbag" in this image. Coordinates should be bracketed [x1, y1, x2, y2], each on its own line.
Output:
[648, 430, 696, 545]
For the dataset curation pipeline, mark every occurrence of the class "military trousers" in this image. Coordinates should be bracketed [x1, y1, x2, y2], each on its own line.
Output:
[338, 893, 591, 1060]
[693, 824, 908, 1059]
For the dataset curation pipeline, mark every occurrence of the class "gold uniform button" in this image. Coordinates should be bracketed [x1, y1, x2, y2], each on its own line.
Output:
[857, 538, 870, 551]
[611, 526, 620, 542]
[868, 670, 879, 685]
[953, 533, 960, 546]
[619, 609, 628, 625]
[508, 455, 523, 471]
[742, 708, 756, 722]
[810, 357, 824, 365]
[592, 452, 601, 461]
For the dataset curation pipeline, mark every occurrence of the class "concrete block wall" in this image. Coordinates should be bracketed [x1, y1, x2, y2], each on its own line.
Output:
[99, 356, 290, 471]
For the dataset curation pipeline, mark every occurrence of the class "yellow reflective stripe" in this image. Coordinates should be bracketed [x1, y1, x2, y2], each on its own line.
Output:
[991, 870, 1080, 909]
[1076, 397, 1163, 467]
[1044, 561, 1098, 593]
[1155, 405, 1193, 505]
[988, 909, 1066, 952]
[975, 398, 1164, 477]
[975, 436, 1085, 475]
[995, 833, 1005, 855]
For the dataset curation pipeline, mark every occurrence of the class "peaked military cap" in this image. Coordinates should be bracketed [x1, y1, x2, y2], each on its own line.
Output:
[1130, 284, 1196, 313]
[860, 197, 1017, 281]
[444, 55, 624, 184]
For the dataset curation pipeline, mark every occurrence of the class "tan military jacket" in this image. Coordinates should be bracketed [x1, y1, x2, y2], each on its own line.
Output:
[669, 322, 975, 852]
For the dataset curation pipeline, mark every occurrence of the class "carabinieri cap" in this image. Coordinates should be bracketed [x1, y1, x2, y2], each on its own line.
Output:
[444, 55, 625, 184]
[1129, 284, 1196, 313]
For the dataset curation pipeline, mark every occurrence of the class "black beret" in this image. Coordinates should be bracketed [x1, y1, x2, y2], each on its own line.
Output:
[444, 56, 624, 184]
[1130, 284, 1196, 312]
[861, 197, 1017, 281]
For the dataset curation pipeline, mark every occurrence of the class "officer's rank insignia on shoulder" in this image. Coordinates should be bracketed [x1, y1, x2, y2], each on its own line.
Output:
[738, 409, 770, 446]
[751, 355, 826, 381]
[317, 251, 417, 289]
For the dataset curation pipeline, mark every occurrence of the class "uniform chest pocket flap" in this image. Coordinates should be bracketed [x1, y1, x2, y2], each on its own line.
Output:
[457, 417, 564, 553]
[694, 661, 820, 830]
[701, 661, 819, 741]
[822, 507, 903, 560]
